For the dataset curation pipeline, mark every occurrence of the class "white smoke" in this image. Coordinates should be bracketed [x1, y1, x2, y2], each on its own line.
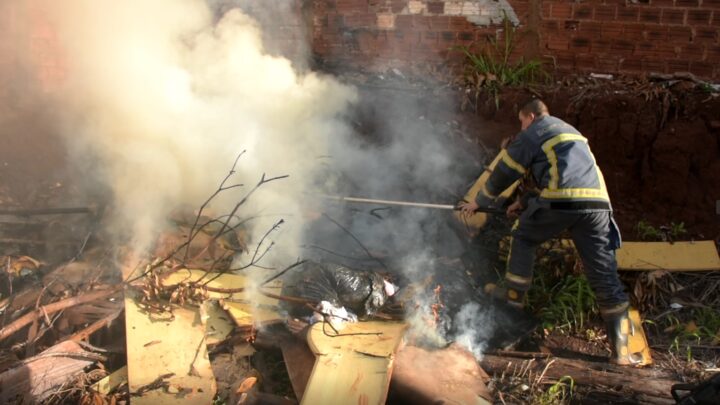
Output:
[29, 0, 356, 262]
[453, 301, 495, 360]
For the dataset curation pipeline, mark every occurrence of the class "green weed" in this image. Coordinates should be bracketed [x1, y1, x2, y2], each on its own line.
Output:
[635, 219, 687, 241]
[534, 376, 575, 405]
[454, 13, 548, 109]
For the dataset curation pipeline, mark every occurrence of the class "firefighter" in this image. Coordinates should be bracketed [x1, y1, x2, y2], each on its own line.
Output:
[459, 99, 651, 366]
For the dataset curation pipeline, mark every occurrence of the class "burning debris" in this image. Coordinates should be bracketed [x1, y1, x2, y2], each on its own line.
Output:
[280, 261, 397, 329]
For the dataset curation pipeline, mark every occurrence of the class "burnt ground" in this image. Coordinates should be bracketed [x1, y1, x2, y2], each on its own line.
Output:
[1, 70, 719, 404]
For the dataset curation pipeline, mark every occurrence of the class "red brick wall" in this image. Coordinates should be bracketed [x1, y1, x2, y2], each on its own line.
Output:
[310, 0, 720, 80]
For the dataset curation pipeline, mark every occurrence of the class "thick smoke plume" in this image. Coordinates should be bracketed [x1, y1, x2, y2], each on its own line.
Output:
[2, 0, 500, 357]
[29, 0, 356, 260]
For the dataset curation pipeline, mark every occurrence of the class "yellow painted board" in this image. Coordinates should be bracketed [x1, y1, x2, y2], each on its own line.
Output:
[202, 301, 235, 346]
[453, 151, 520, 230]
[552, 239, 720, 272]
[163, 269, 283, 327]
[301, 321, 407, 405]
[92, 366, 128, 395]
[616, 241, 720, 271]
[124, 289, 216, 405]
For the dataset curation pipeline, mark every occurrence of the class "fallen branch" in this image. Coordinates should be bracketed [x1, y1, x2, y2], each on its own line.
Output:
[481, 353, 680, 399]
[67, 308, 123, 342]
[0, 286, 122, 342]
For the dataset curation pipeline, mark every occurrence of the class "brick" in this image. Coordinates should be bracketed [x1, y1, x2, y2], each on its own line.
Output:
[675, 0, 699, 6]
[570, 36, 592, 52]
[575, 54, 596, 70]
[704, 0, 720, 8]
[564, 20, 580, 31]
[624, 23, 645, 38]
[412, 15, 432, 30]
[596, 57, 619, 72]
[602, 22, 625, 37]
[427, 1, 444, 14]
[553, 51, 576, 69]
[639, 8, 662, 23]
[594, 5, 617, 21]
[336, 0, 368, 13]
[620, 57, 643, 72]
[390, 0, 405, 13]
[617, 6, 639, 22]
[542, 2, 552, 18]
[543, 20, 560, 32]
[546, 34, 570, 51]
[344, 13, 375, 28]
[612, 39, 635, 53]
[708, 44, 720, 59]
[668, 25, 693, 41]
[689, 61, 714, 77]
[573, 4, 594, 19]
[643, 59, 667, 73]
[430, 16, 451, 30]
[579, 21, 602, 36]
[667, 60, 690, 72]
[458, 31, 474, 42]
[680, 43, 705, 59]
[396, 15, 413, 30]
[686, 9, 712, 25]
[651, 0, 675, 6]
[644, 26, 669, 40]
[592, 38, 613, 53]
[662, 8, 686, 24]
[449, 16, 470, 30]
[693, 27, 719, 43]
[635, 41, 656, 55]
[552, 3, 573, 19]
[440, 31, 456, 42]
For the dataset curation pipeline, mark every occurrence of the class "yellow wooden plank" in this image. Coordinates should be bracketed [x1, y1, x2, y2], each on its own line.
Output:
[453, 151, 520, 230]
[616, 241, 720, 271]
[551, 239, 720, 272]
[202, 301, 234, 346]
[124, 289, 216, 405]
[91, 366, 128, 395]
[162, 269, 283, 327]
[301, 321, 407, 405]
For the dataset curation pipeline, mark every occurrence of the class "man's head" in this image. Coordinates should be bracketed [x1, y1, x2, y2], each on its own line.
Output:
[518, 99, 549, 130]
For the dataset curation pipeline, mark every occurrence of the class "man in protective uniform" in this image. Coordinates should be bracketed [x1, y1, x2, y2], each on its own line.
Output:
[460, 99, 652, 366]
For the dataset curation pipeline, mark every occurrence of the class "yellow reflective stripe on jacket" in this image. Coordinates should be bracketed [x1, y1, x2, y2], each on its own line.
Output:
[499, 149, 526, 175]
[505, 272, 532, 286]
[541, 133, 588, 190]
[480, 183, 497, 198]
[540, 188, 609, 199]
[540, 133, 609, 201]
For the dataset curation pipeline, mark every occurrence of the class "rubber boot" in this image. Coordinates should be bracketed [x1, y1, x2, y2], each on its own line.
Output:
[484, 283, 525, 309]
[605, 307, 653, 366]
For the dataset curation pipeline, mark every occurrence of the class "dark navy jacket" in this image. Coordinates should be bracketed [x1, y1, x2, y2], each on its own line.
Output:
[476, 115, 611, 211]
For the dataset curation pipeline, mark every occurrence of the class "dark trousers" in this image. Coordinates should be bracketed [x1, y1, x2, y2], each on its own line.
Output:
[505, 205, 628, 310]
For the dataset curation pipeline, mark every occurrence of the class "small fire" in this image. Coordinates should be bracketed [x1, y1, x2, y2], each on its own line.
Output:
[429, 284, 444, 327]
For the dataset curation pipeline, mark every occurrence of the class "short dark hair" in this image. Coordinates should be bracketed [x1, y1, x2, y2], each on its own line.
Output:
[520, 99, 549, 116]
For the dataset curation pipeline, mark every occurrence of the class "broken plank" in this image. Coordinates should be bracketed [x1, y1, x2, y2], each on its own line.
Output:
[0, 340, 97, 403]
[281, 336, 316, 400]
[124, 288, 216, 405]
[480, 354, 680, 399]
[301, 321, 407, 405]
[163, 269, 283, 327]
[391, 344, 492, 405]
[201, 300, 234, 346]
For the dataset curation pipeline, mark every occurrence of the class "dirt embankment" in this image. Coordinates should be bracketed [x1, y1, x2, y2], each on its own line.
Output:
[470, 79, 720, 240]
